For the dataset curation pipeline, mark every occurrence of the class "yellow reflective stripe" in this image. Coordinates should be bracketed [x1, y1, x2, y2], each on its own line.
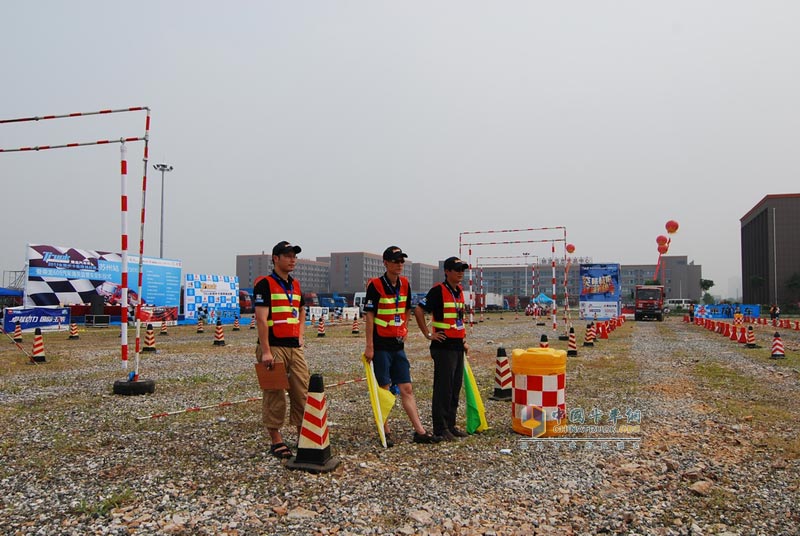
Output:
[378, 296, 407, 304]
[377, 307, 404, 315]
[270, 318, 299, 325]
[374, 318, 389, 327]
[431, 321, 450, 329]
[272, 306, 294, 313]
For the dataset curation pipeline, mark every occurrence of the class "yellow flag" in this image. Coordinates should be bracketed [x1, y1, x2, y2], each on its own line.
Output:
[362, 354, 396, 447]
[464, 357, 489, 433]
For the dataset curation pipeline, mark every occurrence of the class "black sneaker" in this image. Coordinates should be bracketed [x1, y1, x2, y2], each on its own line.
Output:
[449, 428, 469, 438]
[437, 429, 457, 442]
[413, 431, 441, 444]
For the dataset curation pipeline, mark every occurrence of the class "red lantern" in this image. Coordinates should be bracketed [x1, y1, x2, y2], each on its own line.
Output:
[665, 220, 679, 234]
[566, 243, 575, 254]
[657, 244, 669, 254]
[656, 235, 668, 246]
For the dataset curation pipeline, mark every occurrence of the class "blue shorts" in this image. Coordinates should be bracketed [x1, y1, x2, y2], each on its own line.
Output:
[372, 348, 412, 386]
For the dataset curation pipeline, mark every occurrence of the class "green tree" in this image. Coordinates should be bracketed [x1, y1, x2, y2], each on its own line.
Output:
[700, 279, 715, 293]
[785, 272, 800, 302]
[702, 292, 715, 305]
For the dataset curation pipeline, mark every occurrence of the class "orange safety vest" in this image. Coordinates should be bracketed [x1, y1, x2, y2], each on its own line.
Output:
[430, 282, 466, 339]
[369, 276, 409, 339]
[256, 274, 302, 338]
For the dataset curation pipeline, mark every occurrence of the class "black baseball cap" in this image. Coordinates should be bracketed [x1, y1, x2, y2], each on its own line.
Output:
[443, 256, 469, 271]
[383, 246, 408, 261]
[272, 241, 302, 256]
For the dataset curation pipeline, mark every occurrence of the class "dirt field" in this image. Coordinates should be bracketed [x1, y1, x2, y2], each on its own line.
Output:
[1, 315, 798, 535]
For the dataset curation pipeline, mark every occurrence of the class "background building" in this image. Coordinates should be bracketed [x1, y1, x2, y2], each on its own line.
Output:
[741, 193, 800, 306]
[236, 254, 329, 293]
[617, 256, 701, 302]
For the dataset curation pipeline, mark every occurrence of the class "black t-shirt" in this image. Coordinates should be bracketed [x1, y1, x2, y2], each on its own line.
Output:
[253, 272, 306, 348]
[418, 281, 465, 349]
[364, 275, 411, 351]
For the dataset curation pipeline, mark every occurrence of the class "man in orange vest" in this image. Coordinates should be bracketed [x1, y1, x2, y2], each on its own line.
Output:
[364, 246, 439, 446]
[414, 256, 471, 441]
[254, 241, 310, 460]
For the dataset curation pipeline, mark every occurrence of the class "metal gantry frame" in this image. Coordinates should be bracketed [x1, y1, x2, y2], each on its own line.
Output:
[1, 106, 152, 380]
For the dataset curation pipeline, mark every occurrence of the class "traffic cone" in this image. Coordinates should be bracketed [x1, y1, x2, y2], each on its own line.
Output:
[68, 323, 80, 340]
[539, 334, 549, 348]
[317, 317, 326, 337]
[286, 374, 340, 473]
[489, 347, 512, 401]
[233, 317, 241, 331]
[598, 322, 608, 340]
[567, 327, 578, 357]
[31, 328, 46, 363]
[737, 326, 747, 345]
[729, 324, 738, 342]
[213, 320, 226, 346]
[142, 323, 157, 352]
[197, 318, 205, 333]
[583, 323, 595, 347]
[770, 332, 785, 359]
[159, 320, 169, 336]
[351, 316, 360, 335]
[745, 326, 757, 348]
[250, 316, 256, 330]
[12, 321, 23, 343]
[683, 313, 690, 323]
[795, 320, 800, 331]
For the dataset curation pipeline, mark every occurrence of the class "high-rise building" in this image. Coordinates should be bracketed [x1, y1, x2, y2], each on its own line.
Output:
[741, 193, 800, 305]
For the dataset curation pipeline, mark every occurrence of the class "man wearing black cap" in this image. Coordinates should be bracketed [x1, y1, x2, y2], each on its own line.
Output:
[253, 241, 309, 459]
[414, 256, 471, 441]
[363, 246, 438, 445]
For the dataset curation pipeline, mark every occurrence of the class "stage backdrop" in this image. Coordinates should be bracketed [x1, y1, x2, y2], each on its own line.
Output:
[24, 244, 182, 311]
[184, 274, 240, 323]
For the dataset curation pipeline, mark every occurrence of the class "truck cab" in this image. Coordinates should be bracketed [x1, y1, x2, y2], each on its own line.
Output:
[634, 285, 665, 321]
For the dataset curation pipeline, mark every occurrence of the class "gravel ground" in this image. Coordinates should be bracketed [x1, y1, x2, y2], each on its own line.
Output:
[1, 316, 798, 535]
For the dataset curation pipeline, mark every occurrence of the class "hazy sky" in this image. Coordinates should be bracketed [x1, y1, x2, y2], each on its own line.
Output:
[3, 1, 799, 297]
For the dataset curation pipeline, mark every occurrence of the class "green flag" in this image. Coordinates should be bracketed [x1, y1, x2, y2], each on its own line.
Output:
[463, 357, 489, 434]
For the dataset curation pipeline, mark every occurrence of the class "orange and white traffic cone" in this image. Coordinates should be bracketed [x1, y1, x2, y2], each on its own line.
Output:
[233, 317, 241, 331]
[286, 374, 340, 473]
[489, 347, 512, 401]
[351, 316, 360, 335]
[539, 334, 549, 348]
[159, 320, 169, 336]
[32, 328, 46, 363]
[583, 323, 595, 347]
[68, 323, 80, 340]
[317, 317, 326, 338]
[745, 326, 757, 348]
[12, 321, 23, 343]
[770, 332, 785, 359]
[197, 318, 205, 333]
[598, 322, 608, 340]
[729, 324, 738, 342]
[213, 320, 226, 346]
[567, 327, 578, 357]
[250, 316, 257, 329]
[142, 323, 157, 352]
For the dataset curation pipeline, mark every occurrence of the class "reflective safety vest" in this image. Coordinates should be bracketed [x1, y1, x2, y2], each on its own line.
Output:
[256, 274, 302, 338]
[369, 276, 409, 338]
[430, 282, 466, 339]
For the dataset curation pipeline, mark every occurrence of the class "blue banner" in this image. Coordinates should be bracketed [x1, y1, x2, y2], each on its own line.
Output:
[3, 306, 70, 332]
[579, 264, 621, 320]
[694, 304, 761, 319]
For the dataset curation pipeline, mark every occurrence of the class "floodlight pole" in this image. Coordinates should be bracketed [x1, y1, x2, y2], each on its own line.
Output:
[153, 163, 173, 258]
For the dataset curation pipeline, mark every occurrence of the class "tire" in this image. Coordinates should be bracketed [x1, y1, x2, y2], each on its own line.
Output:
[657, 314, 663, 322]
[113, 379, 156, 396]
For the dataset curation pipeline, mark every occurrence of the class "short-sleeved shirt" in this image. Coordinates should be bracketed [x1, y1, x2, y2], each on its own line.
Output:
[418, 281, 465, 349]
[253, 272, 306, 348]
[364, 274, 411, 351]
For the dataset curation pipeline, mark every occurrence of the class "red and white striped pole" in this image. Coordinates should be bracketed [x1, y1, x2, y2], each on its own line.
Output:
[551, 242, 557, 331]
[132, 109, 152, 380]
[120, 143, 130, 371]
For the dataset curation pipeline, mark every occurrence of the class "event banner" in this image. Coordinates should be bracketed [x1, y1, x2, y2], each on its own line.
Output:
[694, 304, 762, 319]
[24, 244, 182, 308]
[184, 274, 239, 323]
[578, 263, 621, 320]
[3, 306, 70, 333]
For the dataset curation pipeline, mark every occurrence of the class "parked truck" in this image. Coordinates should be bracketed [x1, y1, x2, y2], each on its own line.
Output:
[634, 285, 665, 321]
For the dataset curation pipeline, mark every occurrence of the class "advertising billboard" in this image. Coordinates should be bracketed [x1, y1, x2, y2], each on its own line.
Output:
[24, 244, 182, 311]
[184, 274, 240, 324]
[579, 263, 621, 320]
